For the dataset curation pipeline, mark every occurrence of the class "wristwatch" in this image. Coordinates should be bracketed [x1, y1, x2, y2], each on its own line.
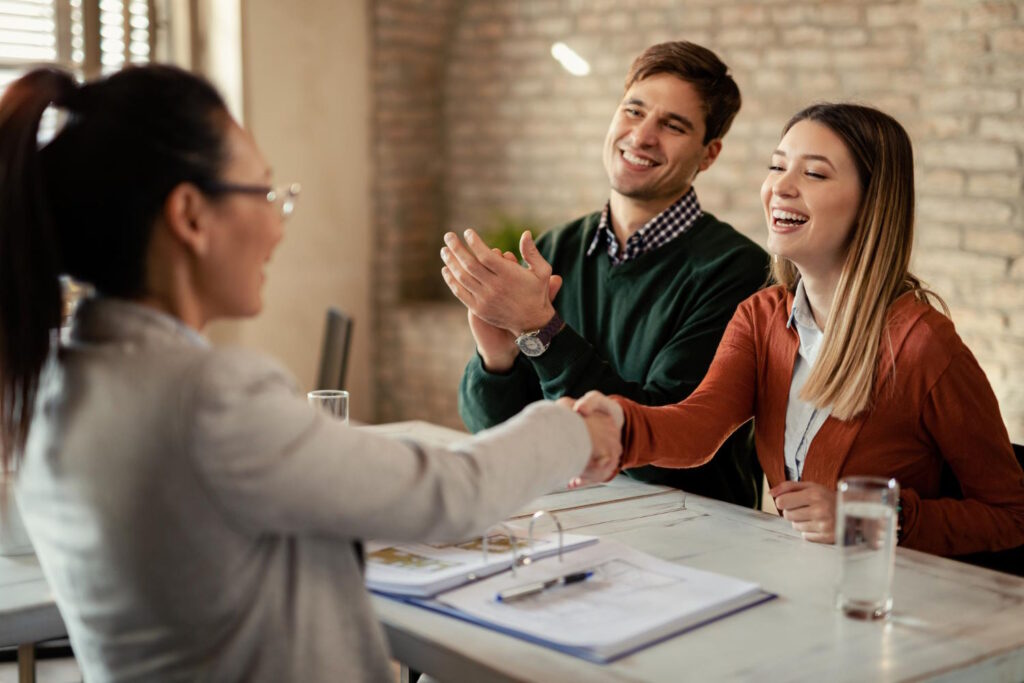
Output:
[514, 312, 564, 357]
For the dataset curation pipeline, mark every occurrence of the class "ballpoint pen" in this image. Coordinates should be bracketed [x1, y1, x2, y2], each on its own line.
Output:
[496, 570, 595, 603]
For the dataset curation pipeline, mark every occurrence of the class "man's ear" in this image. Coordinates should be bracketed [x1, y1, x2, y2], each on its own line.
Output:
[162, 182, 211, 256]
[698, 138, 723, 172]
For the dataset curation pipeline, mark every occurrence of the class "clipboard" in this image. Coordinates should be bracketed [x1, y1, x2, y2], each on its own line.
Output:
[371, 511, 775, 663]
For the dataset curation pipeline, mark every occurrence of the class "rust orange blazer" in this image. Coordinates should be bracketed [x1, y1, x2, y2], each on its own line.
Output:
[616, 286, 1024, 557]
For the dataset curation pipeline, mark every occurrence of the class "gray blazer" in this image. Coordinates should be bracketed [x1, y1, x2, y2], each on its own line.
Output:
[16, 299, 590, 682]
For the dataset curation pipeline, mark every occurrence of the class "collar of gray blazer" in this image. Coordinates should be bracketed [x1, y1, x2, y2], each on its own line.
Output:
[69, 297, 210, 349]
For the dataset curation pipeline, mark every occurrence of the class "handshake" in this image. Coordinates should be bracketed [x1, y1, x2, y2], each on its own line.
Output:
[557, 391, 625, 489]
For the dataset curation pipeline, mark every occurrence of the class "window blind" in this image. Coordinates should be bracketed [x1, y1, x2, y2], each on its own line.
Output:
[0, 1, 59, 88]
[0, 0, 153, 95]
[99, 0, 151, 74]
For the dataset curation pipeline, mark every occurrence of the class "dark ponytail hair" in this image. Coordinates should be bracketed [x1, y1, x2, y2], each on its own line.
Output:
[0, 65, 229, 472]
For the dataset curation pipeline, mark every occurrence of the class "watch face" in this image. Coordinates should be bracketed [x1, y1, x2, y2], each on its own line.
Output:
[516, 334, 546, 357]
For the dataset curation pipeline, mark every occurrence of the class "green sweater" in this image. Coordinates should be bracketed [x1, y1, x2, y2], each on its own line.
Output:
[459, 210, 769, 507]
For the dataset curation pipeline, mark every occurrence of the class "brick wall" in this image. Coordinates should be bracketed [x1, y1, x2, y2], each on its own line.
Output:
[371, 0, 462, 424]
[914, 1, 1024, 444]
[372, 0, 1024, 441]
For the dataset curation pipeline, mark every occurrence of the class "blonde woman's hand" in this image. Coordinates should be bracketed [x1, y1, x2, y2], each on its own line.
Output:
[770, 481, 837, 544]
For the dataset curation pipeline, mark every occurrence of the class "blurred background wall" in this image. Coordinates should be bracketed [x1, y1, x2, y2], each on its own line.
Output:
[368, 0, 1024, 441]
[206, 0, 375, 422]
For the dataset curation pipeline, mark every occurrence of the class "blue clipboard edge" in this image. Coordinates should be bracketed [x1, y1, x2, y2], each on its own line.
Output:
[375, 589, 778, 664]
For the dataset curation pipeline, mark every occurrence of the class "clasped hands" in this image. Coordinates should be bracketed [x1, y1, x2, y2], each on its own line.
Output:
[440, 229, 561, 372]
[555, 391, 625, 489]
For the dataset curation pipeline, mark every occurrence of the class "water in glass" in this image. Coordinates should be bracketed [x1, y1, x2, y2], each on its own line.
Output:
[836, 500, 896, 619]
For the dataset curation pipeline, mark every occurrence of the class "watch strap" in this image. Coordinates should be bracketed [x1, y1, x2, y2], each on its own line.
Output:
[514, 311, 564, 357]
[535, 311, 564, 346]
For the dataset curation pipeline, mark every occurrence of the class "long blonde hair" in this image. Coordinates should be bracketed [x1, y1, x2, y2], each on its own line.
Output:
[770, 104, 946, 420]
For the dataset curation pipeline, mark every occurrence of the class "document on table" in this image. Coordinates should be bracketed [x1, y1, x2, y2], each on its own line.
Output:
[411, 539, 774, 663]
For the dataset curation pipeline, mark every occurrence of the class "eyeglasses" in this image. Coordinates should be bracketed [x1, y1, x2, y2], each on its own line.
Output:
[201, 181, 302, 219]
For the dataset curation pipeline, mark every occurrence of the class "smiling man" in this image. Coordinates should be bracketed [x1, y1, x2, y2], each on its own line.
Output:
[441, 42, 768, 507]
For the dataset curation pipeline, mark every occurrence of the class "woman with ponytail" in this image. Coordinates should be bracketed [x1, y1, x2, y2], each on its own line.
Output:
[575, 103, 1024, 559]
[1, 66, 620, 681]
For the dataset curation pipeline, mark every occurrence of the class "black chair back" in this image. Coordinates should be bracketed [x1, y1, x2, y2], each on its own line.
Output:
[316, 307, 353, 391]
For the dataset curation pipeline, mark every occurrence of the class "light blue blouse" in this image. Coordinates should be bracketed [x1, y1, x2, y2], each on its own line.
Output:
[783, 280, 833, 481]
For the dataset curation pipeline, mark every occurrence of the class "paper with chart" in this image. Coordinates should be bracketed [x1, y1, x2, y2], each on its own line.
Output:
[432, 539, 770, 658]
[365, 529, 599, 597]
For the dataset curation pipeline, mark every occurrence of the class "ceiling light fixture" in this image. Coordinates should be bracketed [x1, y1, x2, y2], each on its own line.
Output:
[551, 42, 590, 76]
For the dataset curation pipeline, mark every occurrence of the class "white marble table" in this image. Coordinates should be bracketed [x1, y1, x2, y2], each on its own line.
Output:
[366, 423, 1024, 683]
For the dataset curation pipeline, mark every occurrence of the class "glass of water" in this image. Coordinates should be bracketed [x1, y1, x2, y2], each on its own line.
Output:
[307, 390, 349, 425]
[835, 476, 899, 620]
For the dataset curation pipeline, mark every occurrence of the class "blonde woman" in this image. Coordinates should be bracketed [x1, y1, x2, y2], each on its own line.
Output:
[576, 103, 1024, 558]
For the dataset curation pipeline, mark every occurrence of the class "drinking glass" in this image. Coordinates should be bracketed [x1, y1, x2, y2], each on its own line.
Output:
[307, 390, 349, 425]
[835, 476, 899, 620]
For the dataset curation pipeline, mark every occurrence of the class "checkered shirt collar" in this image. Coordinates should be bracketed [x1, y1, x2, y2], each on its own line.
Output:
[586, 188, 703, 266]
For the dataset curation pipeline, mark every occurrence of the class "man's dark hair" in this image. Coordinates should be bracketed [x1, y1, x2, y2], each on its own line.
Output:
[625, 41, 742, 144]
